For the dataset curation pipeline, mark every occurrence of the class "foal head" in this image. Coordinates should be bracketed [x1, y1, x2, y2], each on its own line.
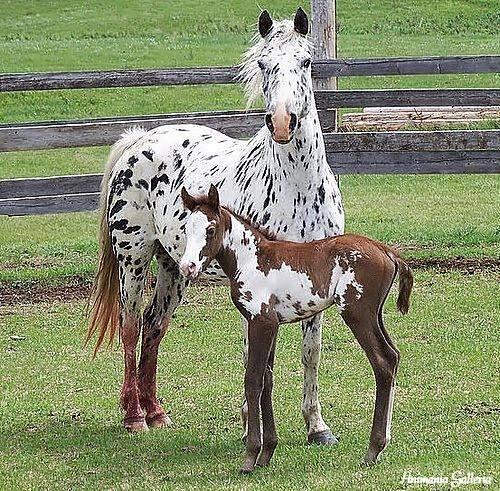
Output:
[240, 8, 313, 144]
[179, 185, 226, 280]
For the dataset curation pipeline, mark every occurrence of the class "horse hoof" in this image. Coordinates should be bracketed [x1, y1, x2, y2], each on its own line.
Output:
[147, 413, 173, 428]
[241, 434, 247, 445]
[240, 464, 255, 474]
[307, 429, 339, 445]
[124, 418, 148, 433]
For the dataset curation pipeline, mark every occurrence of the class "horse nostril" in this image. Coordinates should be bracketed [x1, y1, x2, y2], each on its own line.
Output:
[265, 114, 274, 133]
[188, 262, 196, 273]
[289, 113, 297, 132]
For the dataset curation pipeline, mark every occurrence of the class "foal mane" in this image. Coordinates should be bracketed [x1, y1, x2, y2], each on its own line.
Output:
[222, 206, 278, 241]
[238, 18, 312, 109]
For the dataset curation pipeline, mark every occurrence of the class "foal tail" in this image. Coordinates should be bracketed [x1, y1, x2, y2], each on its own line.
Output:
[395, 256, 413, 315]
[86, 127, 147, 355]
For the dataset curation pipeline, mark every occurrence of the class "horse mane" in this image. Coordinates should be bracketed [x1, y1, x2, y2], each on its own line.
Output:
[238, 18, 312, 109]
[222, 206, 278, 241]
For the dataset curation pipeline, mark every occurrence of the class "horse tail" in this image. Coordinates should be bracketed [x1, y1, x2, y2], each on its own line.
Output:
[86, 127, 148, 355]
[395, 256, 413, 315]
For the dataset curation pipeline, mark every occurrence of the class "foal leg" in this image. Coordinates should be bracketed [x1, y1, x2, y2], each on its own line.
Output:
[241, 318, 278, 474]
[256, 334, 278, 468]
[138, 252, 187, 428]
[240, 315, 249, 441]
[302, 313, 338, 444]
[342, 309, 400, 464]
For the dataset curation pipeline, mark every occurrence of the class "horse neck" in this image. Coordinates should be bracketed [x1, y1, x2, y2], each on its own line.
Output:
[247, 102, 331, 184]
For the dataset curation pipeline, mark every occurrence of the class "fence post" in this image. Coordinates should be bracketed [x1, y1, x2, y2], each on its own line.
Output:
[310, 0, 337, 132]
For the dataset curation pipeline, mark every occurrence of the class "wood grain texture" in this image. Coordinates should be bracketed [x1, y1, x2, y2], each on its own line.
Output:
[0, 110, 342, 152]
[1, 56, 498, 92]
[316, 88, 500, 109]
[312, 55, 500, 78]
[0, 193, 100, 216]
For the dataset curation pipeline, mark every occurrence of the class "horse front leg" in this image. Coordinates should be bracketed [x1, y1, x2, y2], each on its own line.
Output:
[241, 318, 278, 474]
[256, 334, 278, 468]
[301, 313, 338, 445]
[240, 315, 249, 442]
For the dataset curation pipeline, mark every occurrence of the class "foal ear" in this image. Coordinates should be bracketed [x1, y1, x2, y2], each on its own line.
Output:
[294, 7, 309, 36]
[259, 10, 273, 37]
[208, 184, 220, 212]
[181, 186, 197, 211]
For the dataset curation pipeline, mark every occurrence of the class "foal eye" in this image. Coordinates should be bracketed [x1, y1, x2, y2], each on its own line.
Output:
[206, 227, 216, 238]
[257, 59, 266, 70]
[302, 58, 311, 69]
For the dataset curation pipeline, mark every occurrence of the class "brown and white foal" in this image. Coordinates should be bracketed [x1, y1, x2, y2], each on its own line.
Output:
[179, 185, 413, 473]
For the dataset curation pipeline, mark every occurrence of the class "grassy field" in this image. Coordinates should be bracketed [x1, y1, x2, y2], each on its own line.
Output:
[0, 3, 499, 488]
[0, 0, 499, 285]
[0, 273, 499, 490]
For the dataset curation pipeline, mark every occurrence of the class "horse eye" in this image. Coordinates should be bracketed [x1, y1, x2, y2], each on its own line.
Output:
[207, 227, 216, 238]
[257, 59, 266, 70]
[302, 58, 311, 69]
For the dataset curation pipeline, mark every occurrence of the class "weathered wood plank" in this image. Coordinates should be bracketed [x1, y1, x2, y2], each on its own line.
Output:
[0, 110, 265, 152]
[328, 150, 500, 174]
[316, 88, 500, 109]
[313, 55, 500, 78]
[0, 110, 337, 152]
[1, 56, 498, 92]
[0, 67, 240, 92]
[0, 193, 100, 216]
[0, 174, 102, 199]
[324, 130, 500, 152]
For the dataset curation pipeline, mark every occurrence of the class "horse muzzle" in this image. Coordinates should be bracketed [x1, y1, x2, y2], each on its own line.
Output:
[179, 261, 199, 280]
[266, 111, 297, 144]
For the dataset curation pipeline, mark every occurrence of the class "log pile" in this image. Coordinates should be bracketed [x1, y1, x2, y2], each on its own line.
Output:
[340, 106, 500, 131]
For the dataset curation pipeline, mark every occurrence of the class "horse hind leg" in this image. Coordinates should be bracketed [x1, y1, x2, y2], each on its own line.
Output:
[116, 245, 155, 432]
[138, 247, 188, 428]
[341, 305, 400, 465]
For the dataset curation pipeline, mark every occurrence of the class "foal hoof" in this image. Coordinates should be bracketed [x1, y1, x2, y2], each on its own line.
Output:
[240, 464, 255, 474]
[147, 412, 173, 429]
[307, 429, 339, 446]
[124, 418, 148, 433]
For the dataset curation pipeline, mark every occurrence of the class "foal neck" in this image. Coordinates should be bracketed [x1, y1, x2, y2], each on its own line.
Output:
[216, 208, 268, 279]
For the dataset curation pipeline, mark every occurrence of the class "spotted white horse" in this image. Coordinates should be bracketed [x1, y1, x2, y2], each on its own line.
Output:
[88, 8, 344, 442]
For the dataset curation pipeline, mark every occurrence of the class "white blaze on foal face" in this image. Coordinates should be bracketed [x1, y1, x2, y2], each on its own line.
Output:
[180, 211, 216, 279]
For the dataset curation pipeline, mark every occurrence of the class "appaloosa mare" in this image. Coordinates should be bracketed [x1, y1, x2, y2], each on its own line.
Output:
[88, 8, 344, 441]
[179, 185, 413, 472]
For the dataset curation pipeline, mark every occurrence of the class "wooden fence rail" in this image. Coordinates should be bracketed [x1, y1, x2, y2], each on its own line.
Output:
[1, 130, 498, 216]
[2, 89, 499, 153]
[1, 55, 499, 92]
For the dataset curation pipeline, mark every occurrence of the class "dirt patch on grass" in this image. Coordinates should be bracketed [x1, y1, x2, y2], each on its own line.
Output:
[1, 258, 498, 306]
[407, 257, 500, 274]
[1, 278, 92, 306]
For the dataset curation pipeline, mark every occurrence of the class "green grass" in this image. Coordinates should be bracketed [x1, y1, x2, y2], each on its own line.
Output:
[0, 174, 499, 284]
[0, 272, 498, 489]
[0, 0, 499, 284]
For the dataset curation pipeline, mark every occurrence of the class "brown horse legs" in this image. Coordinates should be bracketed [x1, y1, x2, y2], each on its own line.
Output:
[342, 309, 400, 465]
[120, 313, 147, 432]
[256, 335, 278, 467]
[241, 318, 278, 473]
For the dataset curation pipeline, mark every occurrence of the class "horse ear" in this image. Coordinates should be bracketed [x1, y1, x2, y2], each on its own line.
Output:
[181, 187, 197, 211]
[259, 10, 273, 37]
[208, 184, 220, 211]
[294, 7, 309, 35]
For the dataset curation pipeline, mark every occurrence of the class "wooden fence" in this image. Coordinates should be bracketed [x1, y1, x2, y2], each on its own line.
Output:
[1, 55, 499, 216]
